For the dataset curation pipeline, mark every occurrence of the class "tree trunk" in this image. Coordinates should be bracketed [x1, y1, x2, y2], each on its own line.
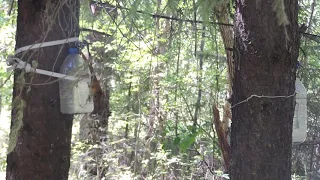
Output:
[231, 0, 299, 180]
[6, 1, 79, 179]
[215, 2, 234, 93]
[214, 2, 234, 172]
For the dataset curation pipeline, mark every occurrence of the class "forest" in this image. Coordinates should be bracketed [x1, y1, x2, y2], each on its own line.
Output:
[0, 0, 319, 179]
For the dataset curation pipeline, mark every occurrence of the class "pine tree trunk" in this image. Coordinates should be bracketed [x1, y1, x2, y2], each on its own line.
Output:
[231, 0, 299, 179]
[6, 1, 79, 179]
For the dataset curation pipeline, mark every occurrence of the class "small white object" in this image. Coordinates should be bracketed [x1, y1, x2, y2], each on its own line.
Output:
[292, 79, 307, 142]
[59, 48, 94, 114]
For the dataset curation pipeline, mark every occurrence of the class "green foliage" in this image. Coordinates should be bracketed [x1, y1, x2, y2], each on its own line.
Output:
[0, 1, 16, 169]
[0, 0, 319, 178]
[68, 1, 231, 178]
[179, 132, 197, 152]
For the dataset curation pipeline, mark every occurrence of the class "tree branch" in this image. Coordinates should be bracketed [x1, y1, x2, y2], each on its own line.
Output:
[301, 32, 320, 43]
[91, 1, 233, 27]
[80, 28, 111, 37]
[212, 105, 230, 173]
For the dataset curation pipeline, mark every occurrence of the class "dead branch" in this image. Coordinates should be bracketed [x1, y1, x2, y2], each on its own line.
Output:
[213, 104, 230, 173]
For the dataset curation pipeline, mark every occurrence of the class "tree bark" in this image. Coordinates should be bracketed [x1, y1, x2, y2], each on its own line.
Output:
[213, 105, 230, 172]
[6, 0, 79, 179]
[214, 2, 234, 172]
[231, 0, 299, 180]
[215, 2, 234, 93]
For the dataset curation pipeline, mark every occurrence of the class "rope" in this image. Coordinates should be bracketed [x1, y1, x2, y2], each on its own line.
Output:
[6, 37, 90, 82]
[231, 93, 296, 109]
[14, 37, 79, 55]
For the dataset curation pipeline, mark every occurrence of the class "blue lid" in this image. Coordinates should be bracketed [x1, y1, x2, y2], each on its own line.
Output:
[68, 48, 79, 54]
[297, 61, 301, 68]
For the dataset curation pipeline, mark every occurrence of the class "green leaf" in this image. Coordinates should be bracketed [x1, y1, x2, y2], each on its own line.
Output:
[173, 137, 180, 145]
[179, 134, 196, 152]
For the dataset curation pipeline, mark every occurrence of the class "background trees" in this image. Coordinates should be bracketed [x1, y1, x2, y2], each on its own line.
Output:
[0, 0, 319, 179]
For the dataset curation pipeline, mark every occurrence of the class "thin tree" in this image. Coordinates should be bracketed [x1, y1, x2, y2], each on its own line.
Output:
[6, 0, 79, 179]
[231, 0, 299, 179]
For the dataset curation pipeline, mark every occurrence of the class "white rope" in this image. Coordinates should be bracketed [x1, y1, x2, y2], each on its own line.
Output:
[231, 93, 296, 109]
[6, 58, 89, 82]
[14, 37, 79, 55]
[6, 37, 90, 82]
